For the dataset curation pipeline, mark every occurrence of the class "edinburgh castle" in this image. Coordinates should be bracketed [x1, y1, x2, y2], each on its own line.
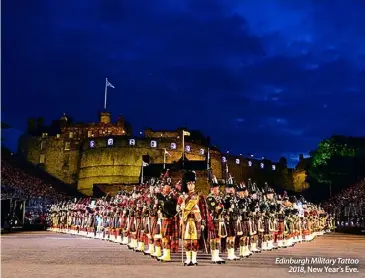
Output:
[18, 111, 304, 196]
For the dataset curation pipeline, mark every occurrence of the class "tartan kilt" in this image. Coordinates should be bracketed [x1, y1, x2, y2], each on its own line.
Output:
[142, 217, 149, 234]
[145, 216, 157, 238]
[162, 217, 179, 239]
[209, 220, 220, 239]
[129, 217, 136, 233]
[263, 219, 270, 235]
[226, 220, 235, 237]
[121, 216, 128, 230]
[135, 218, 143, 240]
[238, 220, 250, 237]
[150, 216, 157, 238]
[277, 221, 284, 235]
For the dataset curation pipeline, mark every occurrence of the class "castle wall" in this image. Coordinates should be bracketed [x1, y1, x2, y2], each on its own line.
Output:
[144, 129, 180, 138]
[19, 116, 287, 196]
[77, 137, 209, 195]
[42, 139, 80, 184]
[18, 135, 79, 185]
[18, 135, 41, 165]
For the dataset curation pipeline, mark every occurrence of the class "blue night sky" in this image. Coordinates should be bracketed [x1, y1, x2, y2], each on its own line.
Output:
[2, 0, 365, 167]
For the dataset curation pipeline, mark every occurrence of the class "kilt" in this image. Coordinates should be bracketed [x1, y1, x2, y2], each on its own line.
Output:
[209, 220, 220, 239]
[225, 220, 235, 237]
[163, 216, 180, 252]
[121, 216, 128, 230]
[142, 217, 149, 234]
[135, 218, 143, 240]
[277, 220, 284, 235]
[263, 218, 270, 234]
[129, 217, 136, 233]
[237, 220, 250, 237]
[162, 217, 179, 239]
[146, 216, 157, 238]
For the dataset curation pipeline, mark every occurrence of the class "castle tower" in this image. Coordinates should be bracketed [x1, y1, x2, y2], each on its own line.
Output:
[99, 111, 111, 124]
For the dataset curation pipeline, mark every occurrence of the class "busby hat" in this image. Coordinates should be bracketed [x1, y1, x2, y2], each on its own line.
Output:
[181, 170, 196, 193]
[210, 175, 220, 188]
[225, 174, 235, 188]
[247, 178, 258, 193]
[183, 170, 196, 183]
[264, 182, 274, 194]
[236, 182, 247, 192]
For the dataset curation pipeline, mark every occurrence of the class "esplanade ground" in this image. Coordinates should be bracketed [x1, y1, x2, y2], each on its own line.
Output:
[1, 232, 364, 278]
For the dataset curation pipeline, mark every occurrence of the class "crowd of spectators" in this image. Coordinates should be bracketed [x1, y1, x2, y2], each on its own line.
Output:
[1, 157, 73, 227]
[1, 159, 68, 201]
[323, 179, 365, 230]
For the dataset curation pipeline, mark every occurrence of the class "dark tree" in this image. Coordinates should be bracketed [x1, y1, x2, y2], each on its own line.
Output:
[308, 135, 365, 195]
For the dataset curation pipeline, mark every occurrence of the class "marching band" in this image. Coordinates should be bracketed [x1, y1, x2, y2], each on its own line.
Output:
[48, 170, 336, 266]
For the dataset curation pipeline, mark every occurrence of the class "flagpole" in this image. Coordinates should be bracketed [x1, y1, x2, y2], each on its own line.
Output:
[182, 131, 185, 167]
[207, 148, 210, 182]
[207, 147, 210, 170]
[163, 148, 166, 170]
[104, 78, 108, 110]
[141, 161, 144, 184]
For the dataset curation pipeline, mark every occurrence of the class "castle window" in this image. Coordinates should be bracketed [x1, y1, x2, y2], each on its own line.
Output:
[170, 143, 176, 149]
[42, 133, 48, 138]
[150, 140, 157, 148]
[39, 154, 45, 164]
[64, 142, 71, 151]
[199, 149, 205, 155]
[248, 161, 252, 167]
[90, 140, 95, 148]
[69, 132, 73, 139]
[88, 130, 92, 137]
[129, 139, 135, 146]
[235, 158, 240, 165]
[272, 165, 276, 171]
[40, 141, 45, 150]
[107, 138, 114, 146]
[185, 145, 191, 152]
[222, 156, 227, 163]
[260, 162, 264, 169]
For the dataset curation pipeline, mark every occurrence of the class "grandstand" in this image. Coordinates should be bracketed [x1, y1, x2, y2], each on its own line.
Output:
[323, 180, 365, 234]
[1, 151, 82, 232]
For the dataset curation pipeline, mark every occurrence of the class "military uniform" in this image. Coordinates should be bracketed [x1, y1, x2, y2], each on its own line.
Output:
[235, 183, 252, 258]
[143, 193, 159, 255]
[177, 171, 209, 266]
[206, 176, 226, 263]
[222, 181, 240, 261]
[155, 183, 179, 262]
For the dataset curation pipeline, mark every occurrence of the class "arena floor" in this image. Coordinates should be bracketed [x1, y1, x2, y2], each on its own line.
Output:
[1, 232, 364, 278]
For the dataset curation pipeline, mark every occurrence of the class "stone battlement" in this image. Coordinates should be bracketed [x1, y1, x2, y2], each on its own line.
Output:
[19, 111, 287, 196]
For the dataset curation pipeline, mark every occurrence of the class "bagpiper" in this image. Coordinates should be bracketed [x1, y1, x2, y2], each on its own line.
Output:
[205, 174, 226, 264]
[222, 176, 240, 261]
[235, 182, 252, 258]
[155, 179, 179, 262]
[247, 180, 261, 253]
[143, 185, 159, 256]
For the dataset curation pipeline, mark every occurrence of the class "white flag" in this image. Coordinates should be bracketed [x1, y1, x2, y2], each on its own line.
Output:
[183, 130, 190, 136]
[142, 162, 149, 167]
[106, 79, 115, 89]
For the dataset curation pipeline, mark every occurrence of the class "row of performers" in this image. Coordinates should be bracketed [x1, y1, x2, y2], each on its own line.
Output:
[49, 170, 335, 266]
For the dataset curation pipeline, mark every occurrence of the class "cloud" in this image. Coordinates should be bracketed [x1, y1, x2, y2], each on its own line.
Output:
[2, 0, 364, 166]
